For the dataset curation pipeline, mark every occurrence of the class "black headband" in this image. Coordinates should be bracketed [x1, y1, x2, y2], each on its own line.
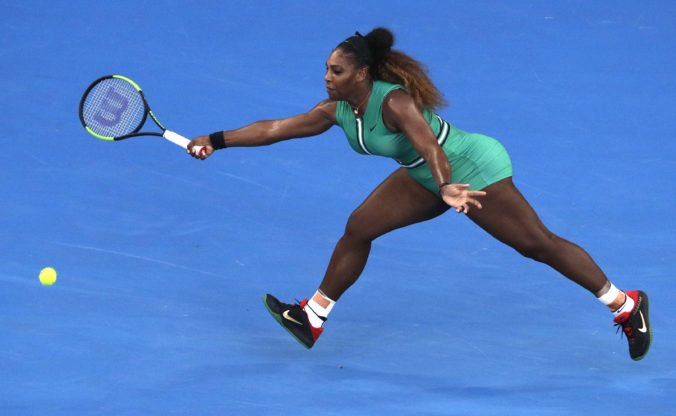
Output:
[339, 31, 374, 67]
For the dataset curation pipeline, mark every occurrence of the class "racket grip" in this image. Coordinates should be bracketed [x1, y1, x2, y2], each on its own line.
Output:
[163, 130, 205, 155]
[163, 130, 190, 148]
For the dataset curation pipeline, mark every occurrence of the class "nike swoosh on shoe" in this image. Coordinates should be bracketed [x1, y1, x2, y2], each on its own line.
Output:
[282, 310, 303, 326]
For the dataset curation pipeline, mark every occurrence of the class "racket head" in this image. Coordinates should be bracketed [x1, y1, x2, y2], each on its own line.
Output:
[79, 75, 152, 141]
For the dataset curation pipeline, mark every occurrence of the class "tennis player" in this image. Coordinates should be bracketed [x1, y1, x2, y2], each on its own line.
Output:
[188, 28, 651, 360]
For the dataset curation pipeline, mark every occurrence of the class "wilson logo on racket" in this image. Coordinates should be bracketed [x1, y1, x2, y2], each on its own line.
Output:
[93, 87, 129, 127]
[79, 74, 205, 156]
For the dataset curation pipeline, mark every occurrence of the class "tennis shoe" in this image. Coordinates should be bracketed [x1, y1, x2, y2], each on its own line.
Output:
[262, 294, 323, 349]
[614, 290, 651, 361]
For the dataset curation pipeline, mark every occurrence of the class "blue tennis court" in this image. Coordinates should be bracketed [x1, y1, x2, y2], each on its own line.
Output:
[2, 1, 675, 415]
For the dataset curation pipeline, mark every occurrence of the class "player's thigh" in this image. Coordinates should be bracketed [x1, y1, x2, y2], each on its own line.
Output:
[346, 168, 449, 240]
[467, 177, 553, 249]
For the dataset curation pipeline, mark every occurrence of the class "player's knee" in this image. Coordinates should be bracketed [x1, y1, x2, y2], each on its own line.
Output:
[344, 212, 379, 243]
[515, 233, 559, 263]
[344, 218, 370, 242]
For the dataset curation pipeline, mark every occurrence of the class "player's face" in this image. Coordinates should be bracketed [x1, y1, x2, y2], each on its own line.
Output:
[324, 49, 366, 100]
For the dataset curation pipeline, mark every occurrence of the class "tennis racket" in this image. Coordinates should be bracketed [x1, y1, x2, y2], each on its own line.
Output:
[79, 74, 204, 155]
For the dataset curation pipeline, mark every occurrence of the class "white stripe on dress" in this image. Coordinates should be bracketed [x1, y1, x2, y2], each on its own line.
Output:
[401, 116, 450, 168]
[355, 117, 372, 155]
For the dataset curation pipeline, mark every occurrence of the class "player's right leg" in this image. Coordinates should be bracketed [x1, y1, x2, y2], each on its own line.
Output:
[318, 168, 449, 300]
[263, 168, 448, 348]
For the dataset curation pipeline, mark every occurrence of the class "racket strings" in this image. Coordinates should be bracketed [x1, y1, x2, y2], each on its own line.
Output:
[81, 78, 146, 138]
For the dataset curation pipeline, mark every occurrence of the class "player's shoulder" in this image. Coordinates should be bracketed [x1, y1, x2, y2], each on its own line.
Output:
[383, 89, 416, 116]
[384, 88, 413, 106]
[312, 99, 338, 123]
[315, 98, 337, 111]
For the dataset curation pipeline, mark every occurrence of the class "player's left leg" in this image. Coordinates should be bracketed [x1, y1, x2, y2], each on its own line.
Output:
[466, 177, 651, 360]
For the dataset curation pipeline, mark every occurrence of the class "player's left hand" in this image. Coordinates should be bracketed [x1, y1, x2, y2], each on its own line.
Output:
[440, 183, 486, 214]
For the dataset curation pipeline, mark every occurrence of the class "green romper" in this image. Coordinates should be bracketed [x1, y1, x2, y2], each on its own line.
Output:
[335, 80, 513, 194]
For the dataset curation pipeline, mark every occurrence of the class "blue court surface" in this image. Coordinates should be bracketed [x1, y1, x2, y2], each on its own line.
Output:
[2, 1, 675, 415]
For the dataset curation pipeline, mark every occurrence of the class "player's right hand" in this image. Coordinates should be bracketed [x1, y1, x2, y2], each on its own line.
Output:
[187, 135, 214, 160]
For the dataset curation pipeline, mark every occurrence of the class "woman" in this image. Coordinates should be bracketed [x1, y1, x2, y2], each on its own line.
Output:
[188, 28, 651, 360]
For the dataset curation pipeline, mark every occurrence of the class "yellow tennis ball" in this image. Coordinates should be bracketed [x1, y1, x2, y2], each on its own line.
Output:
[39, 267, 57, 286]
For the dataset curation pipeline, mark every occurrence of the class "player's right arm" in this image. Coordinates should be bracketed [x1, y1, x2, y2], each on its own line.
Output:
[187, 100, 336, 159]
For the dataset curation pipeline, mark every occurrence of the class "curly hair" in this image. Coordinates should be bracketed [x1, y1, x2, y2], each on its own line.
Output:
[337, 27, 446, 110]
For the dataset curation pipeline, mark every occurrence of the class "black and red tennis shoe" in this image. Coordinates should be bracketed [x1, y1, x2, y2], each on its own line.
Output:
[262, 294, 324, 349]
[614, 290, 652, 361]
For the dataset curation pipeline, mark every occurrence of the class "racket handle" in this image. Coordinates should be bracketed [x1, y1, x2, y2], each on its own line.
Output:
[163, 129, 190, 148]
[163, 130, 205, 155]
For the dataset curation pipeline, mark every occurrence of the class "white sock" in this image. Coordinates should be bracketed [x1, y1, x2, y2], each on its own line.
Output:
[596, 283, 621, 306]
[305, 290, 335, 328]
[595, 282, 635, 317]
[613, 294, 635, 317]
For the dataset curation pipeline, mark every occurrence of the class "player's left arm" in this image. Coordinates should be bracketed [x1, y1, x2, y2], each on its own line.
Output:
[383, 90, 485, 213]
[382, 90, 451, 188]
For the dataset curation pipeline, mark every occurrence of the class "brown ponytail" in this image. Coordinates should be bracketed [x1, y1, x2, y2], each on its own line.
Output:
[378, 50, 447, 110]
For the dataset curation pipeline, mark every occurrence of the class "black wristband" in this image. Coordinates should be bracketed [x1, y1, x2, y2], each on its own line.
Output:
[209, 131, 226, 150]
[438, 182, 452, 191]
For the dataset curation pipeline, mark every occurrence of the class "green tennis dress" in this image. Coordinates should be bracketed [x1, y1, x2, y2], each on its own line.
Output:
[335, 80, 512, 194]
